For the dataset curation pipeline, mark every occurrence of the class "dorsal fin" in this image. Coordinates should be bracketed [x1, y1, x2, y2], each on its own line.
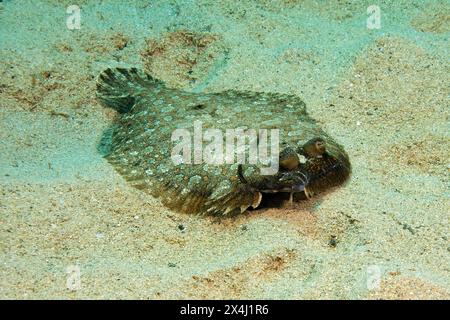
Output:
[96, 67, 164, 113]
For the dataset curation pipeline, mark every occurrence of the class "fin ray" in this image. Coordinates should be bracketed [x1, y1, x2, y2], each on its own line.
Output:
[96, 67, 164, 113]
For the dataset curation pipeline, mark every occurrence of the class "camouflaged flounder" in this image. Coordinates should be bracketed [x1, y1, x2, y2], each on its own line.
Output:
[97, 67, 351, 215]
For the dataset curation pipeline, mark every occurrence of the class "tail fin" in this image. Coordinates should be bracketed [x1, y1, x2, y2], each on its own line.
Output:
[96, 67, 162, 113]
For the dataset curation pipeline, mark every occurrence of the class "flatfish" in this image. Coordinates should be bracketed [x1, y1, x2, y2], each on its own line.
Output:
[97, 67, 351, 215]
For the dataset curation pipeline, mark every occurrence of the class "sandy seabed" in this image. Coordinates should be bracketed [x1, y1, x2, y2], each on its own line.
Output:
[0, 0, 449, 299]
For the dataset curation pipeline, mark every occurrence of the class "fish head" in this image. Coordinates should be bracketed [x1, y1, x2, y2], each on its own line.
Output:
[240, 136, 351, 200]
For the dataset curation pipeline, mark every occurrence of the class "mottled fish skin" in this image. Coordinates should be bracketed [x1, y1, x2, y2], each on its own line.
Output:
[97, 67, 351, 215]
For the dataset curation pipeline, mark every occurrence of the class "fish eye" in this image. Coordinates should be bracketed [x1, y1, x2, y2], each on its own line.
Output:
[303, 137, 326, 158]
[279, 147, 300, 170]
[315, 140, 326, 154]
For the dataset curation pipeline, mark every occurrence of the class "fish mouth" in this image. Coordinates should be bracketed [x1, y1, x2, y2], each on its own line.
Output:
[244, 158, 348, 199]
[237, 151, 350, 208]
[259, 181, 312, 200]
[260, 184, 307, 193]
[259, 168, 310, 196]
[240, 167, 313, 202]
[259, 172, 308, 193]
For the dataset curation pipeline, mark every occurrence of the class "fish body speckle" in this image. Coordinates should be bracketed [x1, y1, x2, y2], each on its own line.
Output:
[97, 67, 351, 215]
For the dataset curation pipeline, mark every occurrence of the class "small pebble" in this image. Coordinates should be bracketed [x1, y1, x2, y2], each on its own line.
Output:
[328, 235, 338, 247]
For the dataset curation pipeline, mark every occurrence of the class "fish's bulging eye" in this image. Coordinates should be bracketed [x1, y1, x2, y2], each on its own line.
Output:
[279, 147, 300, 170]
[315, 140, 326, 155]
[302, 137, 326, 158]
